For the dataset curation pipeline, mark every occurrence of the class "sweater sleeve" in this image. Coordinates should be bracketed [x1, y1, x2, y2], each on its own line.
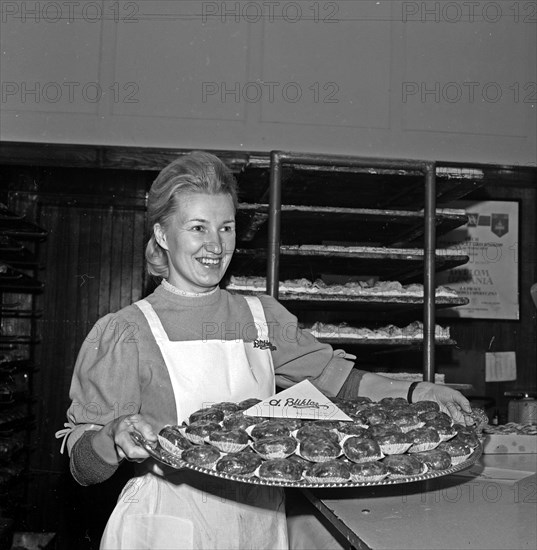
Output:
[62, 311, 142, 485]
[70, 430, 120, 486]
[258, 295, 363, 397]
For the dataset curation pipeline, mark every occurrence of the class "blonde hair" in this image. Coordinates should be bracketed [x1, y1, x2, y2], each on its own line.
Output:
[145, 151, 239, 279]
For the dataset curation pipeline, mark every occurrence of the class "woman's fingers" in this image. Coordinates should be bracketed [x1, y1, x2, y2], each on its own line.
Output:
[114, 414, 156, 461]
[445, 401, 465, 423]
[129, 414, 158, 443]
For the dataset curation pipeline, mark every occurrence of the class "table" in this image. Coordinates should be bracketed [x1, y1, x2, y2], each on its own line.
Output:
[301, 454, 537, 550]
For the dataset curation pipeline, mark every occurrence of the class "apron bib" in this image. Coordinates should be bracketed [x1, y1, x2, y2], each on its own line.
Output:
[100, 296, 288, 550]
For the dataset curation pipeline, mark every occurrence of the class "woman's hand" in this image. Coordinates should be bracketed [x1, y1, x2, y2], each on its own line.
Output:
[412, 382, 473, 425]
[111, 414, 158, 462]
[93, 414, 158, 465]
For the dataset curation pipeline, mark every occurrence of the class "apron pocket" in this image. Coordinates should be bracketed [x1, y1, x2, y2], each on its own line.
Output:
[121, 514, 194, 550]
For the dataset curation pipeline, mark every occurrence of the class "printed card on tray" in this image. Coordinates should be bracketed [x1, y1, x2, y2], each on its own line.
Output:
[244, 380, 352, 421]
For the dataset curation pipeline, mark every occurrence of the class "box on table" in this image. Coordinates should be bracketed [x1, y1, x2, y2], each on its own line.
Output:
[482, 433, 537, 454]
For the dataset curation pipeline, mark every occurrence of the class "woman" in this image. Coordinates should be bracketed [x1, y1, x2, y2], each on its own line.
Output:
[59, 151, 472, 550]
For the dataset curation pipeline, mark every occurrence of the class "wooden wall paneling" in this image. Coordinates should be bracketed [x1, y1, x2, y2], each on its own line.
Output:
[119, 210, 134, 309]
[98, 209, 113, 321]
[86, 208, 103, 337]
[18, 197, 147, 538]
[64, 206, 83, 405]
[133, 210, 147, 301]
[108, 211, 123, 315]
[25, 204, 65, 530]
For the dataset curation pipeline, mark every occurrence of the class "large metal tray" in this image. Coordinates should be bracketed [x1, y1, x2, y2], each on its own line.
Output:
[131, 431, 482, 489]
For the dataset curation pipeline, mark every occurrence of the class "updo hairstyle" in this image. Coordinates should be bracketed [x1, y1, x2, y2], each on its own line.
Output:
[145, 151, 239, 279]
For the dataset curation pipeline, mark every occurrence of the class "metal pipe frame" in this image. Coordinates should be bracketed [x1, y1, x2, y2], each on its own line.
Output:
[267, 150, 438, 381]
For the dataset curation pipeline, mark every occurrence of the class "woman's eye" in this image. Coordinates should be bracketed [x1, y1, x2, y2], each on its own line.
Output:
[221, 225, 235, 232]
[191, 225, 204, 232]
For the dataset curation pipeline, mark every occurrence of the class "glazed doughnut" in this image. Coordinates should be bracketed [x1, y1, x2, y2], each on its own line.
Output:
[258, 458, 303, 481]
[342, 437, 382, 463]
[299, 435, 341, 462]
[215, 450, 262, 476]
[181, 445, 221, 468]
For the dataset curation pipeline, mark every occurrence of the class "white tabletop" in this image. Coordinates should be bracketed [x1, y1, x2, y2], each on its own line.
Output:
[302, 454, 537, 550]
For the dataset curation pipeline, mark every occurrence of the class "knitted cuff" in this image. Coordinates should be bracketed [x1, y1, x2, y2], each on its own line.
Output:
[70, 430, 119, 486]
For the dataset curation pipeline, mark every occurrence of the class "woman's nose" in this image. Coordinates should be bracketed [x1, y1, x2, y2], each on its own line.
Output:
[204, 233, 223, 254]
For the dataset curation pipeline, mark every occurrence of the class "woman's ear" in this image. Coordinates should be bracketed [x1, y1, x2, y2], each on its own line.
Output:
[153, 223, 168, 251]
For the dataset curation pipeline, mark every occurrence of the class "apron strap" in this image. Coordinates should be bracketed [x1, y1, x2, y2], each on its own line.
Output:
[134, 299, 169, 342]
[243, 296, 269, 341]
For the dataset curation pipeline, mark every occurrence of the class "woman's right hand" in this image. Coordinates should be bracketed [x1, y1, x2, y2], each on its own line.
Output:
[93, 414, 158, 464]
[111, 414, 158, 462]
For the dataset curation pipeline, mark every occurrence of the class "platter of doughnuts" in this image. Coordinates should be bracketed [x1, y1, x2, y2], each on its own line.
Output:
[131, 396, 483, 488]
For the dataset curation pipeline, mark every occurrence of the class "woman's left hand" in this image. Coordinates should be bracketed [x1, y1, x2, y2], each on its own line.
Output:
[412, 382, 473, 425]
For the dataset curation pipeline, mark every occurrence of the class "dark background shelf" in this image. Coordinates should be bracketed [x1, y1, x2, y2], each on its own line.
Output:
[235, 162, 486, 209]
[231, 248, 470, 282]
[236, 204, 468, 247]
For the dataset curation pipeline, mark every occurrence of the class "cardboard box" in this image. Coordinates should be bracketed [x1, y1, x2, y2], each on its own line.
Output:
[482, 433, 537, 454]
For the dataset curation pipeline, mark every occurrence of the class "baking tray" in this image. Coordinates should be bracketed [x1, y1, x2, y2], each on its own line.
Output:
[130, 431, 482, 489]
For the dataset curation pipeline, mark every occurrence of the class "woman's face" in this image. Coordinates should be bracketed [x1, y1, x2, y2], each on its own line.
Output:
[154, 192, 236, 293]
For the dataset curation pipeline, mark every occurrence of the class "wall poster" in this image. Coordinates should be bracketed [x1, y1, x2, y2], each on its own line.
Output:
[436, 200, 519, 320]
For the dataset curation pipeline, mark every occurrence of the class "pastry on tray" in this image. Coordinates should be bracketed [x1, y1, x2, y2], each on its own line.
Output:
[382, 454, 425, 477]
[304, 459, 351, 483]
[349, 460, 389, 482]
[237, 397, 262, 410]
[418, 410, 452, 425]
[295, 424, 339, 445]
[379, 397, 410, 410]
[182, 445, 221, 468]
[413, 449, 452, 471]
[355, 408, 391, 427]
[258, 458, 303, 482]
[424, 418, 457, 441]
[216, 450, 263, 476]
[313, 420, 341, 431]
[389, 411, 423, 433]
[436, 439, 473, 464]
[299, 435, 341, 462]
[451, 430, 480, 448]
[210, 401, 241, 415]
[184, 421, 222, 444]
[208, 429, 249, 453]
[223, 411, 261, 431]
[374, 431, 412, 455]
[250, 420, 291, 440]
[368, 423, 402, 438]
[410, 400, 440, 415]
[342, 437, 383, 463]
[149, 393, 480, 486]
[252, 436, 298, 459]
[188, 407, 225, 424]
[287, 454, 311, 476]
[158, 425, 193, 455]
[406, 426, 441, 453]
[332, 396, 371, 416]
[335, 422, 369, 439]
[277, 418, 304, 431]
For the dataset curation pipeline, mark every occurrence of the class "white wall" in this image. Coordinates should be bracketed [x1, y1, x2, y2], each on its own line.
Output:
[1, 0, 536, 165]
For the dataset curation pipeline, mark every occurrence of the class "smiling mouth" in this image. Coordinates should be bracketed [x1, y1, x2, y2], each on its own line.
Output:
[197, 257, 222, 267]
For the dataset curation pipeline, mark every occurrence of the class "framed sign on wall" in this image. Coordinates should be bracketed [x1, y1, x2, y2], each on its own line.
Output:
[437, 200, 519, 320]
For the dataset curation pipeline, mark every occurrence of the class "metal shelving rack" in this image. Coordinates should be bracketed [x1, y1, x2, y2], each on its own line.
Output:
[0, 205, 47, 541]
[264, 151, 479, 383]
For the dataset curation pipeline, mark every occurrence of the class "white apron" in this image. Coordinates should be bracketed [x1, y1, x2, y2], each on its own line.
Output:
[100, 296, 288, 550]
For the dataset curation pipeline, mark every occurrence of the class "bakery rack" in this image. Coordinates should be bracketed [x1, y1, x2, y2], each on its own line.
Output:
[0, 204, 46, 542]
[231, 152, 485, 382]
